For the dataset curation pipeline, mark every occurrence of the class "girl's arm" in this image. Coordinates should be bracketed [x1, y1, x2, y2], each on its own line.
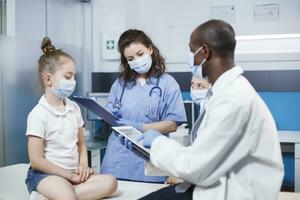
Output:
[28, 136, 81, 184]
[143, 120, 177, 134]
[77, 127, 93, 181]
[77, 127, 88, 166]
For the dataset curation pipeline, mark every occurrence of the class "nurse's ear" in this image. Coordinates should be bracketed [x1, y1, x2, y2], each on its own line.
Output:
[148, 45, 153, 55]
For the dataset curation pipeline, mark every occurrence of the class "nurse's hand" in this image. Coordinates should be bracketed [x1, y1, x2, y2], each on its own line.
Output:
[107, 103, 122, 118]
[116, 119, 143, 132]
[118, 135, 133, 150]
[118, 135, 149, 160]
[138, 129, 162, 148]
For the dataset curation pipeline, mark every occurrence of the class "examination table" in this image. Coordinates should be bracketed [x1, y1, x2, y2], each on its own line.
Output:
[0, 164, 299, 200]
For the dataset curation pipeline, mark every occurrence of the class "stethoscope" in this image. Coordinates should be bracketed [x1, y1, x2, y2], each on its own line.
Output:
[113, 76, 163, 120]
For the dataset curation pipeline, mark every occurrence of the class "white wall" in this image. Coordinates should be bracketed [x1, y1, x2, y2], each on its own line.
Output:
[47, 0, 85, 47]
[14, 0, 46, 39]
[14, 0, 84, 47]
[91, 0, 300, 72]
[0, 0, 91, 166]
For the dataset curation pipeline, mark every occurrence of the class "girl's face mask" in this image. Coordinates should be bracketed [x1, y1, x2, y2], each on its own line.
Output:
[51, 79, 76, 99]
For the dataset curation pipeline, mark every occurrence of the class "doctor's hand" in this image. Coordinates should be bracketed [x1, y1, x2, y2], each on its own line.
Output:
[116, 119, 143, 132]
[138, 129, 162, 148]
[106, 103, 122, 118]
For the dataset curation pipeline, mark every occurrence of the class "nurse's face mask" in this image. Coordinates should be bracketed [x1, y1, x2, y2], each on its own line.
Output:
[190, 81, 210, 104]
[190, 87, 208, 104]
[125, 42, 153, 74]
[189, 46, 206, 79]
[128, 54, 152, 74]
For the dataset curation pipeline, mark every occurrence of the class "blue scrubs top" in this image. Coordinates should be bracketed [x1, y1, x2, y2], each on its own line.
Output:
[100, 73, 187, 182]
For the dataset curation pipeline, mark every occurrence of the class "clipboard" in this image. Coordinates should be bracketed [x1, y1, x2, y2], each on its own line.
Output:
[72, 96, 118, 126]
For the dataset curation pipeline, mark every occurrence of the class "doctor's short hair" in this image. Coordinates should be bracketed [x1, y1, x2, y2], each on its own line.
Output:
[118, 29, 166, 83]
[193, 19, 236, 59]
[37, 37, 74, 89]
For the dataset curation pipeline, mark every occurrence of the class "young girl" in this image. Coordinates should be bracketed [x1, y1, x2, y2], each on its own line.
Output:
[25, 37, 117, 200]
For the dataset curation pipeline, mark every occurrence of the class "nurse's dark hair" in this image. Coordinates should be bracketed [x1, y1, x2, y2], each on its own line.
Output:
[37, 37, 74, 88]
[193, 19, 236, 59]
[118, 29, 166, 83]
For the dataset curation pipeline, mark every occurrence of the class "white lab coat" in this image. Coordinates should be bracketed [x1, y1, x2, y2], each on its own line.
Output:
[150, 66, 284, 200]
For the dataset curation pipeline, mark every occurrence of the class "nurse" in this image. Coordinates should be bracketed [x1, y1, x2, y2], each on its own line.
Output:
[190, 76, 210, 106]
[100, 29, 187, 183]
[190, 76, 210, 116]
[189, 76, 210, 143]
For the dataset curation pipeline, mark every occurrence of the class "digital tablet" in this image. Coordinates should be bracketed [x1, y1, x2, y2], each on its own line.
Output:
[112, 126, 150, 158]
[72, 96, 118, 126]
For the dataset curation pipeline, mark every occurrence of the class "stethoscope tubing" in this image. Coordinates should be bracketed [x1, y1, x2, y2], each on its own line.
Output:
[114, 76, 163, 121]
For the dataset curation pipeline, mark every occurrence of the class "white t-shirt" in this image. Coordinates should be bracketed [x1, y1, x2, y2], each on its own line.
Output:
[26, 95, 84, 171]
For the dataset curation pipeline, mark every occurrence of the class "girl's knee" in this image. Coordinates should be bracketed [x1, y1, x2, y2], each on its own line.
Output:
[106, 175, 117, 193]
[97, 174, 118, 194]
[48, 184, 77, 200]
[53, 190, 77, 200]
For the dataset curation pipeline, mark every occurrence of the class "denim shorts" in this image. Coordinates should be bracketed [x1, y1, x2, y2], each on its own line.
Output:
[25, 167, 51, 193]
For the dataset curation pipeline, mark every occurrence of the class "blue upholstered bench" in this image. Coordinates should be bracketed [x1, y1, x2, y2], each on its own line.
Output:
[259, 92, 300, 191]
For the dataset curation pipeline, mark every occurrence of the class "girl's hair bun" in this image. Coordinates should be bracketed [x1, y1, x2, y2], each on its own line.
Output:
[41, 37, 55, 53]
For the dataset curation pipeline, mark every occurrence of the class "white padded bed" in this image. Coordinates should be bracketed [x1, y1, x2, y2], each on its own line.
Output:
[0, 163, 299, 200]
[0, 163, 167, 200]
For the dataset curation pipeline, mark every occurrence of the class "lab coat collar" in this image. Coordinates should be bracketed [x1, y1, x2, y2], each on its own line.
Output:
[211, 65, 244, 95]
[38, 95, 75, 116]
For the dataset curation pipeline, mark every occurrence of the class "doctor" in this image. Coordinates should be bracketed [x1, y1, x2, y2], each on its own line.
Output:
[100, 29, 187, 183]
[137, 20, 284, 199]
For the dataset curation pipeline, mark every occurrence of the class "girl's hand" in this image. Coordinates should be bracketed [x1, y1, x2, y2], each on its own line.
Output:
[75, 165, 94, 182]
[69, 173, 82, 184]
